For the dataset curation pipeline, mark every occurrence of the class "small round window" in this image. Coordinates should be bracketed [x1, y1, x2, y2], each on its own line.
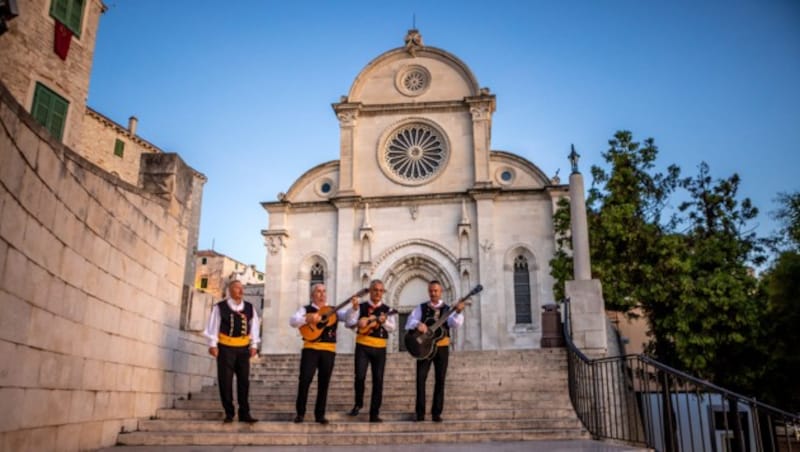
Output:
[395, 65, 432, 97]
[315, 178, 336, 197]
[496, 167, 515, 186]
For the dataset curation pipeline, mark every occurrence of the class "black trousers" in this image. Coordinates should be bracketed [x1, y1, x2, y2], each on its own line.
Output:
[353, 343, 387, 416]
[216, 344, 251, 418]
[415, 344, 449, 418]
[295, 347, 336, 420]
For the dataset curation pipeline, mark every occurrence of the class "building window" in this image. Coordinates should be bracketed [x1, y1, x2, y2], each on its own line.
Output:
[310, 262, 324, 289]
[50, 0, 85, 37]
[513, 255, 532, 324]
[382, 122, 447, 184]
[200, 278, 208, 289]
[258, 274, 263, 281]
[201, 257, 207, 265]
[113, 139, 124, 157]
[32, 83, 68, 140]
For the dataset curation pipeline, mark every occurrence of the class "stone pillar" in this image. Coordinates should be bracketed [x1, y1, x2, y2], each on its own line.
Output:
[333, 197, 358, 353]
[471, 189, 500, 350]
[565, 146, 606, 355]
[261, 202, 290, 352]
[332, 102, 360, 196]
[466, 94, 496, 188]
[569, 170, 592, 281]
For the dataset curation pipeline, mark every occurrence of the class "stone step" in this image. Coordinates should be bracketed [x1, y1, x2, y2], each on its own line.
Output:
[137, 418, 583, 434]
[116, 349, 585, 448]
[191, 381, 569, 398]
[173, 396, 572, 412]
[117, 428, 588, 446]
[154, 407, 580, 422]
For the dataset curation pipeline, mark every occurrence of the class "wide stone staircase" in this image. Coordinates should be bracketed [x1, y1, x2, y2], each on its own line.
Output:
[116, 349, 589, 446]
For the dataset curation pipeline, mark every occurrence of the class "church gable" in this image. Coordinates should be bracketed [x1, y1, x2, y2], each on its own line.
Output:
[489, 151, 553, 189]
[347, 30, 480, 105]
[284, 160, 340, 203]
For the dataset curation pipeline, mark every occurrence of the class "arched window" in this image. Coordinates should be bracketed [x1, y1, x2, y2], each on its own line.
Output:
[310, 262, 325, 289]
[513, 255, 532, 324]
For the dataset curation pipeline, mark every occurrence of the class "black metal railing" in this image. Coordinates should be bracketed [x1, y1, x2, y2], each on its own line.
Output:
[562, 297, 800, 452]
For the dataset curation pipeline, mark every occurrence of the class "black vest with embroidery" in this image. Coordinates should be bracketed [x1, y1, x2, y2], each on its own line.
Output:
[420, 302, 451, 338]
[305, 304, 337, 343]
[359, 302, 391, 339]
[218, 300, 253, 338]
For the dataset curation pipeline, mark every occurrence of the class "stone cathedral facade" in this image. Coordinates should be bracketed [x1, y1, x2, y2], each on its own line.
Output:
[261, 31, 568, 354]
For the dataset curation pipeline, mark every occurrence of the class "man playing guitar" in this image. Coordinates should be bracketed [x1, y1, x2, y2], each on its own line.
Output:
[346, 279, 397, 423]
[404, 280, 465, 422]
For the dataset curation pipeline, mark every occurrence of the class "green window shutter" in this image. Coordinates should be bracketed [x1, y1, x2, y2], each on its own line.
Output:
[50, 0, 84, 37]
[114, 139, 125, 157]
[32, 83, 69, 141]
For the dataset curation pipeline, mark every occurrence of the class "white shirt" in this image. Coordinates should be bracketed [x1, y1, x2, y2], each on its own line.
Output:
[289, 303, 359, 328]
[346, 301, 398, 332]
[204, 298, 261, 349]
[405, 300, 464, 330]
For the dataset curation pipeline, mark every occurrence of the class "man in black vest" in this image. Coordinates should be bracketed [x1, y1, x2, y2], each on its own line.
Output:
[203, 280, 260, 423]
[404, 280, 465, 422]
[347, 279, 396, 422]
[289, 283, 360, 424]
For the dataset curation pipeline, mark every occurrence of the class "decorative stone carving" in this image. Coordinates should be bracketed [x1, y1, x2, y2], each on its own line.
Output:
[265, 235, 287, 255]
[337, 110, 358, 127]
[409, 205, 419, 220]
[470, 104, 492, 121]
[480, 239, 493, 253]
[404, 28, 424, 56]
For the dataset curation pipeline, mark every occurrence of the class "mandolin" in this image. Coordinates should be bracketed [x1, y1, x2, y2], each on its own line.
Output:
[299, 288, 369, 342]
[404, 284, 483, 360]
[356, 308, 398, 335]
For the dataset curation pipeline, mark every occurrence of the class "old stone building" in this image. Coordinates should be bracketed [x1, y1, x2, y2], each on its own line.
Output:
[261, 30, 568, 354]
[194, 249, 264, 301]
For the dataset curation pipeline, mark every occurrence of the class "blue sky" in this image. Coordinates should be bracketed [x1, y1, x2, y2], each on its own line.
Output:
[88, 1, 800, 270]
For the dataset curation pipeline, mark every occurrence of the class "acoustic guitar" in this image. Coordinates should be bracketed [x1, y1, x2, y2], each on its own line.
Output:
[299, 288, 369, 342]
[356, 308, 398, 335]
[404, 284, 483, 360]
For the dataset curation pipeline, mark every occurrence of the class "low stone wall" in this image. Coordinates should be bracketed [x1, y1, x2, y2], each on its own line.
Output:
[0, 83, 215, 451]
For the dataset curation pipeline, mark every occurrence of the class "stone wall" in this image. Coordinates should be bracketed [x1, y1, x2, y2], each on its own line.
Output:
[0, 83, 215, 451]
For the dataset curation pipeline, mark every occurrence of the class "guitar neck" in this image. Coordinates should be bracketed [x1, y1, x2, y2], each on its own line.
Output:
[426, 294, 470, 331]
[327, 288, 369, 314]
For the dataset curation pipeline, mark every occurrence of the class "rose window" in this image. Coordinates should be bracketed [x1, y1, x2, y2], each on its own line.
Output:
[403, 70, 428, 92]
[383, 124, 447, 184]
[395, 64, 431, 97]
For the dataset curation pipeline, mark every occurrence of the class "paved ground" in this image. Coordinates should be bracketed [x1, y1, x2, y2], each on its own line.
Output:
[99, 440, 648, 452]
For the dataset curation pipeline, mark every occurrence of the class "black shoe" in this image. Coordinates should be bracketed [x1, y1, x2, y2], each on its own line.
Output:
[316, 418, 330, 425]
[239, 414, 258, 423]
[433, 415, 443, 422]
[223, 416, 234, 423]
[293, 415, 303, 423]
[347, 406, 361, 416]
[415, 414, 424, 422]
[369, 416, 383, 423]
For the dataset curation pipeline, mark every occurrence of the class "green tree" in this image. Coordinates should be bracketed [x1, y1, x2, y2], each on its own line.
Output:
[756, 191, 800, 410]
[550, 132, 770, 390]
[671, 162, 765, 390]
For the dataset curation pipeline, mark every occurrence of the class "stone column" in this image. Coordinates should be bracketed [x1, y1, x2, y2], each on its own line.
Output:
[565, 146, 606, 355]
[261, 202, 290, 353]
[333, 196, 358, 353]
[332, 102, 360, 196]
[471, 189, 500, 350]
[466, 94, 496, 188]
